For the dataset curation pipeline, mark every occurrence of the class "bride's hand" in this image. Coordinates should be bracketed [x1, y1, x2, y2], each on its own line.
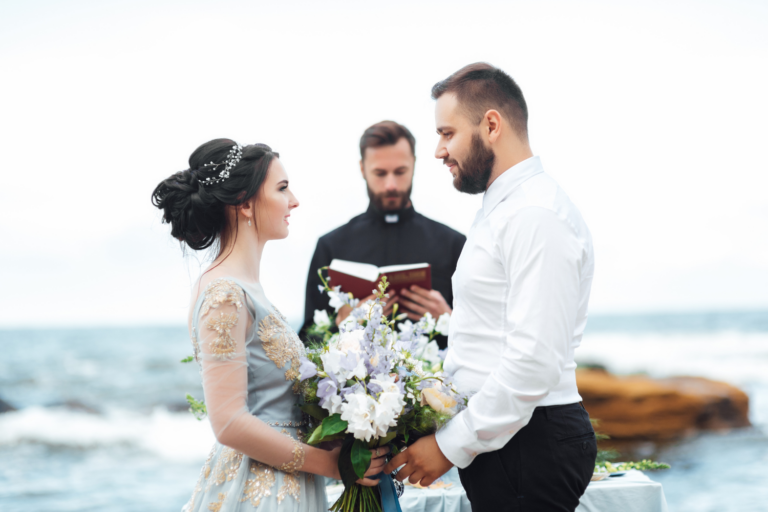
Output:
[358, 445, 391, 487]
[326, 444, 392, 487]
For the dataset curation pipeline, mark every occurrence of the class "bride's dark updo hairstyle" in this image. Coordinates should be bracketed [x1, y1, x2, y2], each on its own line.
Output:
[152, 138, 278, 252]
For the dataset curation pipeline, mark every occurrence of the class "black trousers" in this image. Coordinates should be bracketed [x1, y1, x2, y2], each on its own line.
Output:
[458, 403, 597, 512]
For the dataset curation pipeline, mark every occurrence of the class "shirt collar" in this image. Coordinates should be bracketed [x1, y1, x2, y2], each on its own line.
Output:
[482, 156, 543, 217]
[365, 201, 416, 224]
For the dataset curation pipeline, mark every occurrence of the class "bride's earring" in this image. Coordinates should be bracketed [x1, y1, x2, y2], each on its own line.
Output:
[248, 219, 252, 227]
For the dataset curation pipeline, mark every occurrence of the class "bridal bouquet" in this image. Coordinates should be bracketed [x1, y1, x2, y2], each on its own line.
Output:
[296, 270, 466, 512]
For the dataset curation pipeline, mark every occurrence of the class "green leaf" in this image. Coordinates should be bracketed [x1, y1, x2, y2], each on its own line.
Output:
[180, 356, 194, 363]
[338, 436, 359, 488]
[299, 404, 329, 421]
[351, 439, 372, 480]
[377, 431, 397, 446]
[306, 413, 348, 445]
[185, 394, 207, 420]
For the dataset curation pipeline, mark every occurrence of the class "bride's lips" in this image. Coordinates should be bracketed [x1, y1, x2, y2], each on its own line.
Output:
[284, 215, 290, 225]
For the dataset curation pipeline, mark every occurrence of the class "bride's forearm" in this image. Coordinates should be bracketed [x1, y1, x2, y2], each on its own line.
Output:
[301, 444, 339, 480]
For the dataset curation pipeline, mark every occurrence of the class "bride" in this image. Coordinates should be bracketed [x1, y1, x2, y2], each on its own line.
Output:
[152, 139, 388, 511]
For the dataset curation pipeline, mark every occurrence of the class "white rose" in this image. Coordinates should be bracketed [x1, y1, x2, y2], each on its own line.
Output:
[313, 309, 331, 329]
[336, 329, 365, 354]
[341, 391, 377, 442]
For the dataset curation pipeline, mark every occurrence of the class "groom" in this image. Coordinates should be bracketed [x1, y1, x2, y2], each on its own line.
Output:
[384, 63, 597, 511]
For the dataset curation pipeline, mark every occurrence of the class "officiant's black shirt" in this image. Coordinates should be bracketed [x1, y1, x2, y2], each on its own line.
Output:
[302, 203, 466, 349]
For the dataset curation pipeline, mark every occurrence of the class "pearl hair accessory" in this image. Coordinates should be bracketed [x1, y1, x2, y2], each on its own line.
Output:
[199, 144, 243, 186]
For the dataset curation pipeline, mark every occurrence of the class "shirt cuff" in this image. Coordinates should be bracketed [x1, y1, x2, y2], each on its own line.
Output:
[435, 411, 477, 469]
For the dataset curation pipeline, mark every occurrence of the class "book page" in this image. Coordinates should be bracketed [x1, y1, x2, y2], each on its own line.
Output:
[378, 263, 430, 274]
[329, 259, 380, 282]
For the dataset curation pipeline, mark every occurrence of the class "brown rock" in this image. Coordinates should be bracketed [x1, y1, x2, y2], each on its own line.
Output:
[577, 369, 750, 440]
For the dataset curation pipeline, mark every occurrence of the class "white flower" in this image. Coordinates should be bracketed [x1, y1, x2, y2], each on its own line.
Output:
[327, 287, 345, 312]
[336, 329, 364, 354]
[341, 390, 378, 442]
[324, 394, 344, 415]
[338, 314, 358, 332]
[313, 309, 331, 329]
[420, 340, 441, 366]
[373, 392, 404, 436]
[320, 349, 344, 379]
[423, 312, 436, 333]
[397, 319, 415, 339]
[436, 313, 451, 336]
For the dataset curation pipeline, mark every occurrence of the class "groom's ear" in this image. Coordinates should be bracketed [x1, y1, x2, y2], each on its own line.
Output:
[483, 109, 503, 144]
[359, 159, 366, 179]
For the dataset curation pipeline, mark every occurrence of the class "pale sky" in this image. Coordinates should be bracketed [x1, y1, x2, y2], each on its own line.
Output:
[1, 0, 766, 327]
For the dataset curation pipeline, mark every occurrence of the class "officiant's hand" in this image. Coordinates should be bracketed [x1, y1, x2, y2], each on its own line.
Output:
[399, 286, 451, 322]
[335, 293, 399, 326]
[384, 434, 453, 487]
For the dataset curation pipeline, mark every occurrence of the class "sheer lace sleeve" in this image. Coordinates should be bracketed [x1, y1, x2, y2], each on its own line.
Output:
[196, 279, 305, 473]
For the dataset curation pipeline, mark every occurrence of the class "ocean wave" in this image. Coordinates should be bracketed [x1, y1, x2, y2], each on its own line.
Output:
[0, 406, 215, 461]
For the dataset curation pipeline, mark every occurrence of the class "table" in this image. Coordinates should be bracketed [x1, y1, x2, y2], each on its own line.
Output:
[326, 469, 668, 512]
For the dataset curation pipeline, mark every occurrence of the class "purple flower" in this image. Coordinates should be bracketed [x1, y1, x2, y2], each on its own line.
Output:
[298, 357, 318, 381]
[317, 377, 338, 403]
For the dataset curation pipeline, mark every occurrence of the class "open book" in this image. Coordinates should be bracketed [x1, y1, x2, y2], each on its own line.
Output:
[328, 259, 431, 299]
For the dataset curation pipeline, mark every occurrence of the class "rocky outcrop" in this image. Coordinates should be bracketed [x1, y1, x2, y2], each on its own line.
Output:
[577, 369, 750, 440]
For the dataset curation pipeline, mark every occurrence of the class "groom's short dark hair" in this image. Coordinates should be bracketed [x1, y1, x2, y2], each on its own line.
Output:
[431, 63, 529, 139]
[359, 121, 416, 161]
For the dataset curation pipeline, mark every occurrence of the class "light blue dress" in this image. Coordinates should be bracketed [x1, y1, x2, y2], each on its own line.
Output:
[182, 278, 327, 511]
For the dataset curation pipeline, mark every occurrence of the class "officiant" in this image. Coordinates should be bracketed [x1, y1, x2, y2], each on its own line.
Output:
[301, 121, 466, 349]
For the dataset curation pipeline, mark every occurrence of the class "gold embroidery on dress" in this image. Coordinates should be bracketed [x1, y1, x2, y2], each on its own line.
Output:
[208, 492, 227, 512]
[206, 447, 244, 491]
[184, 444, 217, 511]
[190, 327, 201, 363]
[277, 472, 301, 504]
[241, 461, 276, 507]
[258, 311, 305, 392]
[206, 312, 239, 360]
[200, 279, 244, 317]
[199, 279, 244, 361]
[276, 431, 305, 474]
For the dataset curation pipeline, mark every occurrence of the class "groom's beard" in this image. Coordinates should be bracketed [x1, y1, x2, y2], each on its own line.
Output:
[446, 132, 495, 195]
[367, 185, 412, 212]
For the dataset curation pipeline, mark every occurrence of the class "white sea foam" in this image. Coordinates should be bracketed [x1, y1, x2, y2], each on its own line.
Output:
[0, 406, 215, 461]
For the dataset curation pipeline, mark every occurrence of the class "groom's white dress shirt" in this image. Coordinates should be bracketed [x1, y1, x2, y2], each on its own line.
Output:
[435, 156, 594, 469]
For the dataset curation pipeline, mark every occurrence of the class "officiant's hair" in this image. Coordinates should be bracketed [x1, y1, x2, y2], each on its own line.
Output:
[151, 138, 278, 251]
[431, 62, 528, 139]
[359, 121, 416, 161]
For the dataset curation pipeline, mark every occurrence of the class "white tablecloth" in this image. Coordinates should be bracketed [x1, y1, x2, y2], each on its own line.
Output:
[326, 469, 668, 512]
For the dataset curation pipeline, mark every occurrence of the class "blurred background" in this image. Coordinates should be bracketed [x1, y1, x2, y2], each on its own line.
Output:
[1, 0, 766, 510]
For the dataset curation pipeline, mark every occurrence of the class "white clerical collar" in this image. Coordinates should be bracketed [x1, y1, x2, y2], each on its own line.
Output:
[384, 214, 399, 224]
[482, 156, 544, 217]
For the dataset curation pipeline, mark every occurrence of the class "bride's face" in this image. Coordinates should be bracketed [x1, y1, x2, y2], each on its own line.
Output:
[254, 158, 299, 241]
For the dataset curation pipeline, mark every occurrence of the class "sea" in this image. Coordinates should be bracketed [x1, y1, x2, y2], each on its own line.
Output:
[1, 311, 767, 512]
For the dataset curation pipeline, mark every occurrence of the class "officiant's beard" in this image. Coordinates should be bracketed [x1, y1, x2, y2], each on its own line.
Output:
[367, 185, 413, 212]
[449, 132, 495, 195]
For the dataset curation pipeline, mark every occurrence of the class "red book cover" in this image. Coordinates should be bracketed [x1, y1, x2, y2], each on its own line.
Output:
[327, 259, 431, 299]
